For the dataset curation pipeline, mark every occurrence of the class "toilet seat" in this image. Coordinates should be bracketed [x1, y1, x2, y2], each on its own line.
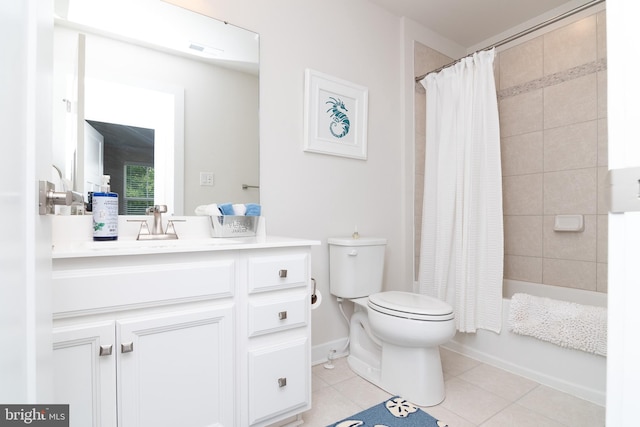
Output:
[368, 291, 454, 321]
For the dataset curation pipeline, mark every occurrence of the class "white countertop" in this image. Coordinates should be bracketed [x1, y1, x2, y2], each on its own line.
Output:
[52, 215, 319, 259]
[52, 235, 320, 259]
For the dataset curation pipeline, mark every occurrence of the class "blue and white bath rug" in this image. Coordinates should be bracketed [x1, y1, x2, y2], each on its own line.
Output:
[327, 396, 447, 427]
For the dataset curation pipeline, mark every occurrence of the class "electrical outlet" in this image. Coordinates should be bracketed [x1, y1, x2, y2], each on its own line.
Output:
[199, 172, 214, 186]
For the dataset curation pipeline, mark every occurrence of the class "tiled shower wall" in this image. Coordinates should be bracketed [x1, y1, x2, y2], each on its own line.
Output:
[414, 9, 608, 293]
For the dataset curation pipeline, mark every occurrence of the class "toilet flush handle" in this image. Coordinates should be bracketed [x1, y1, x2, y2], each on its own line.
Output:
[348, 250, 358, 256]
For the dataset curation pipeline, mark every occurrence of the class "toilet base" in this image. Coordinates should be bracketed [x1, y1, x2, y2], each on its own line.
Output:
[347, 354, 382, 386]
[348, 344, 446, 407]
[347, 310, 383, 386]
[347, 308, 447, 407]
[381, 343, 445, 406]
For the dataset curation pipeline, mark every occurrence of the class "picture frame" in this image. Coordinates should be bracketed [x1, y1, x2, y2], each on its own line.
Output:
[303, 69, 368, 160]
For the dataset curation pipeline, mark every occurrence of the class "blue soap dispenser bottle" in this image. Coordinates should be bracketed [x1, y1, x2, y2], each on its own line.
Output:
[92, 175, 118, 241]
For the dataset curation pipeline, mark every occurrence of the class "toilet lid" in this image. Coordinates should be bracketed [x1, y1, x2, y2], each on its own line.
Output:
[368, 291, 454, 321]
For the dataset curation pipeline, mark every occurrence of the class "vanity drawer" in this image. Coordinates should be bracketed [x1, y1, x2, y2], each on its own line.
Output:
[53, 257, 235, 315]
[248, 338, 309, 425]
[248, 290, 308, 337]
[247, 252, 309, 293]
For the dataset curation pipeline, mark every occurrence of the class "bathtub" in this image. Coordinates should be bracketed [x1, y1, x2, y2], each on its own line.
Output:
[443, 279, 607, 406]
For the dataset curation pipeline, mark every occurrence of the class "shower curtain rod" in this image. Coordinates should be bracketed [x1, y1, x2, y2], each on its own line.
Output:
[415, 0, 605, 82]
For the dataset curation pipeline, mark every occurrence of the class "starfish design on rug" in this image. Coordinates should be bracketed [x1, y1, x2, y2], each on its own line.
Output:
[384, 397, 418, 418]
[330, 397, 448, 427]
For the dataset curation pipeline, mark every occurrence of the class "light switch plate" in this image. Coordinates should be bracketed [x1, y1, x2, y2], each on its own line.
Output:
[200, 172, 214, 186]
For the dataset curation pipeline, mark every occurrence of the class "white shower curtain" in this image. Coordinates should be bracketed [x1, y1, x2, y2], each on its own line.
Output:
[418, 49, 503, 333]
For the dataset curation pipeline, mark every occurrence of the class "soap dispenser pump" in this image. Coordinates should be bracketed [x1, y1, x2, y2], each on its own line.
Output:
[92, 175, 118, 241]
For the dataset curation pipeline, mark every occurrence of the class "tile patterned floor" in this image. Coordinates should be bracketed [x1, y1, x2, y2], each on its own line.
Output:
[301, 349, 605, 426]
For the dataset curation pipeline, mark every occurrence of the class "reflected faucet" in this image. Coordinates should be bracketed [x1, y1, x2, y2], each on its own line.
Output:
[146, 205, 168, 235]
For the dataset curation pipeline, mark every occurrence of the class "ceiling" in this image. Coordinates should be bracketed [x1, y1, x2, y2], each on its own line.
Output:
[87, 121, 154, 159]
[367, 0, 594, 48]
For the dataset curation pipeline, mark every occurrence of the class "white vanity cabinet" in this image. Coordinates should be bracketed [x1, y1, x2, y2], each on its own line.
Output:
[52, 251, 236, 427]
[51, 238, 316, 427]
[53, 306, 234, 427]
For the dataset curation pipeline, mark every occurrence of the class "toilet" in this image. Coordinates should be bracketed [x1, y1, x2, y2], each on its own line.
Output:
[328, 237, 455, 406]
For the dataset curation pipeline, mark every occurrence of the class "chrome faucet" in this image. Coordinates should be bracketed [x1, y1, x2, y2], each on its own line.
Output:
[128, 205, 182, 240]
[146, 205, 167, 235]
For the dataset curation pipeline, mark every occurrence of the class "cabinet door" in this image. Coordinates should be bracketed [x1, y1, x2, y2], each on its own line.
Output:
[117, 305, 234, 427]
[53, 321, 117, 427]
[248, 337, 310, 426]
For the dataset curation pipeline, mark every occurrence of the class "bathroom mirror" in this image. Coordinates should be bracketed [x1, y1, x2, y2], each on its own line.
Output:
[52, 0, 260, 215]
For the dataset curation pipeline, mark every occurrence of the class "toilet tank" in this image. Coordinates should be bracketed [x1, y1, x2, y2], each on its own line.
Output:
[328, 237, 387, 298]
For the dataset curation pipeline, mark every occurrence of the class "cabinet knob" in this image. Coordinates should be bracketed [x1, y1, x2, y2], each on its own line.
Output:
[121, 342, 134, 353]
[278, 377, 287, 388]
[278, 311, 288, 320]
[99, 345, 113, 357]
[278, 269, 288, 278]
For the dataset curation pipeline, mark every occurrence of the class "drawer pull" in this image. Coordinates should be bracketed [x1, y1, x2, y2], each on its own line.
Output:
[99, 345, 113, 356]
[278, 311, 288, 320]
[121, 342, 134, 353]
[278, 269, 288, 278]
[278, 377, 287, 388]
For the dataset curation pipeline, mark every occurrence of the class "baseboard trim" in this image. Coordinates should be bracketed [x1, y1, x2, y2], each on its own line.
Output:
[311, 338, 349, 366]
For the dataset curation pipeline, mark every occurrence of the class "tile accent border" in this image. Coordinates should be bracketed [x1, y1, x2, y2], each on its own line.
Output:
[498, 58, 607, 101]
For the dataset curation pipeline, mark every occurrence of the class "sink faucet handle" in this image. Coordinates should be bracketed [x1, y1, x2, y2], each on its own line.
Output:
[127, 219, 151, 240]
[136, 221, 151, 238]
[166, 220, 177, 236]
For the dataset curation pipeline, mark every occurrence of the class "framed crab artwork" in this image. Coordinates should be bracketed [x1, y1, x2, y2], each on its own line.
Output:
[303, 69, 368, 160]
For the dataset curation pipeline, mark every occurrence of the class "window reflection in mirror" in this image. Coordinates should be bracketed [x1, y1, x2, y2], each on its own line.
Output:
[86, 120, 155, 215]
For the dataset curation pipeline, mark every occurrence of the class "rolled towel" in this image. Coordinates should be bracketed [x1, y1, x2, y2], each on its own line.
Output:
[194, 203, 220, 216]
[218, 203, 234, 215]
[245, 203, 261, 216]
[232, 203, 247, 215]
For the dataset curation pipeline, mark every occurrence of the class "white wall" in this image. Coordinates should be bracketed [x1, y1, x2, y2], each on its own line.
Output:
[400, 17, 466, 288]
[168, 0, 409, 349]
[0, 0, 53, 402]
